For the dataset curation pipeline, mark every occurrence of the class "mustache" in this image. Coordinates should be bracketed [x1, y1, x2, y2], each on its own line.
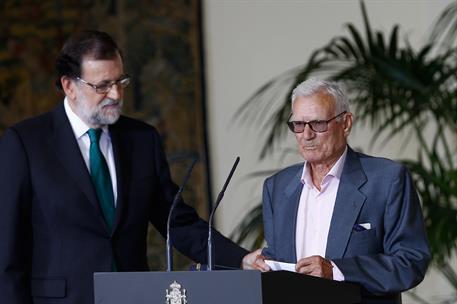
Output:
[300, 142, 318, 149]
[100, 98, 122, 107]
[300, 141, 316, 147]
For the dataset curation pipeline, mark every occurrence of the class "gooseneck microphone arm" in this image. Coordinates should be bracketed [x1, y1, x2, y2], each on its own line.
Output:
[166, 158, 198, 272]
[207, 156, 240, 271]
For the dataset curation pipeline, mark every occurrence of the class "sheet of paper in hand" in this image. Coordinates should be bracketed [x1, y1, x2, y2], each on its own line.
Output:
[265, 260, 296, 272]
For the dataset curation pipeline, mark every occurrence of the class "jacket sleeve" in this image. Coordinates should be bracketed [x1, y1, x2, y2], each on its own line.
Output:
[261, 177, 275, 259]
[332, 166, 431, 294]
[0, 128, 33, 304]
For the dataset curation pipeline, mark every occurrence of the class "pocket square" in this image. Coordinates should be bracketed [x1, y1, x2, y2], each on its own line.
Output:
[353, 223, 371, 231]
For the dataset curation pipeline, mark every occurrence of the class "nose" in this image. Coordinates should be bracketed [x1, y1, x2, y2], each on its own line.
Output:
[301, 123, 315, 140]
[107, 83, 121, 100]
[295, 124, 315, 145]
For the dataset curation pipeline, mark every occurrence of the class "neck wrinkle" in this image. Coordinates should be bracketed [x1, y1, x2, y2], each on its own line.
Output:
[308, 151, 344, 188]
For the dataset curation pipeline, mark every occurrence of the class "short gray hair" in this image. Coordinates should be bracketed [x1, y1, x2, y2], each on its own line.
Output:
[291, 78, 350, 114]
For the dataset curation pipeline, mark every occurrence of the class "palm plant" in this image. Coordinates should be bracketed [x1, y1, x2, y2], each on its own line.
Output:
[234, 0, 457, 302]
[430, 0, 457, 48]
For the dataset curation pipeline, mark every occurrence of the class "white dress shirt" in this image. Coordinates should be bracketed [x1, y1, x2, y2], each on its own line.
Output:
[295, 146, 348, 280]
[64, 98, 118, 204]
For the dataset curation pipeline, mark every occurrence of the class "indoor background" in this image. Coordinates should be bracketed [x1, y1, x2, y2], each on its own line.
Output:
[0, 1, 455, 303]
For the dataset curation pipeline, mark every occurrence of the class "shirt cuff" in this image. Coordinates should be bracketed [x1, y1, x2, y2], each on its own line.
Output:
[331, 261, 345, 281]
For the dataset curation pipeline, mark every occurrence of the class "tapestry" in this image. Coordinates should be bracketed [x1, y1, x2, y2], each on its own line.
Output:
[0, 0, 208, 270]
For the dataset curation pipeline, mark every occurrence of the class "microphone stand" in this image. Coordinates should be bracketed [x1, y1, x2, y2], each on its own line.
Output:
[166, 158, 198, 272]
[207, 157, 240, 271]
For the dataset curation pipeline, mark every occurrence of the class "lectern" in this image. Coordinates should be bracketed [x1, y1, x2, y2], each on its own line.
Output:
[94, 270, 361, 303]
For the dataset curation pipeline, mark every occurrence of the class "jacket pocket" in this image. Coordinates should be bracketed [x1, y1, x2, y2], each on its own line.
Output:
[350, 227, 377, 244]
[345, 228, 379, 256]
[31, 277, 66, 298]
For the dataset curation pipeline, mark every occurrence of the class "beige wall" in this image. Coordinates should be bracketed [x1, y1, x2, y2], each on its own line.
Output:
[203, 0, 455, 302]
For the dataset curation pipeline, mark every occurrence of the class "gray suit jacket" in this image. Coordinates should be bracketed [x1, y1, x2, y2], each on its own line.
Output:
[262, 147, 430, 304]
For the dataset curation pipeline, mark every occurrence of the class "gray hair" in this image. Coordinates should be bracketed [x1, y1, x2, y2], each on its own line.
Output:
[291, 78, 350, 114]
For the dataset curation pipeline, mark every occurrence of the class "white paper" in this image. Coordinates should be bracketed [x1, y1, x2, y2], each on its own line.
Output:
[265, 260, 296, 272]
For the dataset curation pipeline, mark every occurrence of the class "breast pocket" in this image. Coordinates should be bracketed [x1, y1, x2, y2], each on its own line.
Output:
[346, 228, 379, 256]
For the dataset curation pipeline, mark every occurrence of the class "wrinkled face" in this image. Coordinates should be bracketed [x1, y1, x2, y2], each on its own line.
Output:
[66, 53, 124, 128]
[291, 92, 352, 166]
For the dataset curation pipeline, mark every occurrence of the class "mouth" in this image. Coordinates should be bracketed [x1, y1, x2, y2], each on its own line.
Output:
[101, 99, 122, 109]
[102, 103, 120, 108]
[302, 145, 317, 150]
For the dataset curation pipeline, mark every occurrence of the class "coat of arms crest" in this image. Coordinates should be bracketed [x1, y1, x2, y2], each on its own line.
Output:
[165, 280, 187, 304]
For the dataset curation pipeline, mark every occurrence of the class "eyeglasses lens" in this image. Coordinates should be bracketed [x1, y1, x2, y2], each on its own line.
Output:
[96, 77, 130, 94]
[287, 121, 327, 133]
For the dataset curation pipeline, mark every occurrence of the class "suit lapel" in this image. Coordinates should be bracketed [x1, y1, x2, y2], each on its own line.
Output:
[50, 104, 102, 217]
[325, 147, 367, 259]
[109, 120, 131, 234]
[282, 167, 304, 262]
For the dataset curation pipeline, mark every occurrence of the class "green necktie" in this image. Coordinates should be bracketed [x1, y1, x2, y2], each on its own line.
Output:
[88, 128, 116, 232]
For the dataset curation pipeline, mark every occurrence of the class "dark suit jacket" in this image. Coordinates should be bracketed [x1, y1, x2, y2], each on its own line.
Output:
[0, 103, 248, 304]
[262, 147, 430, 304]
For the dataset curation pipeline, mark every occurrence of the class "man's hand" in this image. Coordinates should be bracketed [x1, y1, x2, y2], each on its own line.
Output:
[295, 255, 333, 279]
[241, 249, 271, 272]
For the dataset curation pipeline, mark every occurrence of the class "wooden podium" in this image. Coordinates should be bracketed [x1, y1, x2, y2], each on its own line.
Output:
[94, 270, 361, 303]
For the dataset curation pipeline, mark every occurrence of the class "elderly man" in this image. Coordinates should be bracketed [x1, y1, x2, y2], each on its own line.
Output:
[0, 30, 248, 304]
[248, 79, 430, 303]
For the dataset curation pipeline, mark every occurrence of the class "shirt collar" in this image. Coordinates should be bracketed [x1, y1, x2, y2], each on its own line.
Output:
[64, 97, 108, 139]
[301, 146, 348, 188]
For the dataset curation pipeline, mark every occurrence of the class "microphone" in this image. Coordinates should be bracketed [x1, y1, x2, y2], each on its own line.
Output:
[166, 157, 198, 272]
[207, 156, 240, 271]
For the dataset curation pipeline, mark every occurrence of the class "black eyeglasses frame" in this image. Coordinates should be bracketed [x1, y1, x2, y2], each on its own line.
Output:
[75, 74, 130, 94]
[287, 111, 347, 133]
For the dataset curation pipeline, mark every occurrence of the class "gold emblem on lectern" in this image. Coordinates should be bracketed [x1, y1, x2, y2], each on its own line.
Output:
[166, 280, 187, 304]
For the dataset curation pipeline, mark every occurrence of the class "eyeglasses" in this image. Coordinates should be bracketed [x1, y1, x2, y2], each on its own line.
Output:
[76, 75, 130, 94]
[287, 111, 347, 133]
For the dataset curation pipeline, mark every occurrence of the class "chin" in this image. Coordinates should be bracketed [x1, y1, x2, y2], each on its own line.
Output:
[302, 151, 325, 163]
[105, 114, 121, 125]
[104, 109, 122, 121]
[90, 112, 121, 126]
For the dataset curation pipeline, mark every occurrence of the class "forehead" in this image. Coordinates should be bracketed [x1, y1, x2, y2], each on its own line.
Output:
[80, 53, 124, 81]
[292, 92, 336, 118]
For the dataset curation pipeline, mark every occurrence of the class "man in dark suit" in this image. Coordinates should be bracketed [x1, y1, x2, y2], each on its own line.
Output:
[247, 79, 430, 303]
[0, 30, 248, 304]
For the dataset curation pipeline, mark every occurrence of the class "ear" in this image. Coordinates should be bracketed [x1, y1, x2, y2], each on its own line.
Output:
[61, 76, 77, 101]
[343, 112, 353, 137]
